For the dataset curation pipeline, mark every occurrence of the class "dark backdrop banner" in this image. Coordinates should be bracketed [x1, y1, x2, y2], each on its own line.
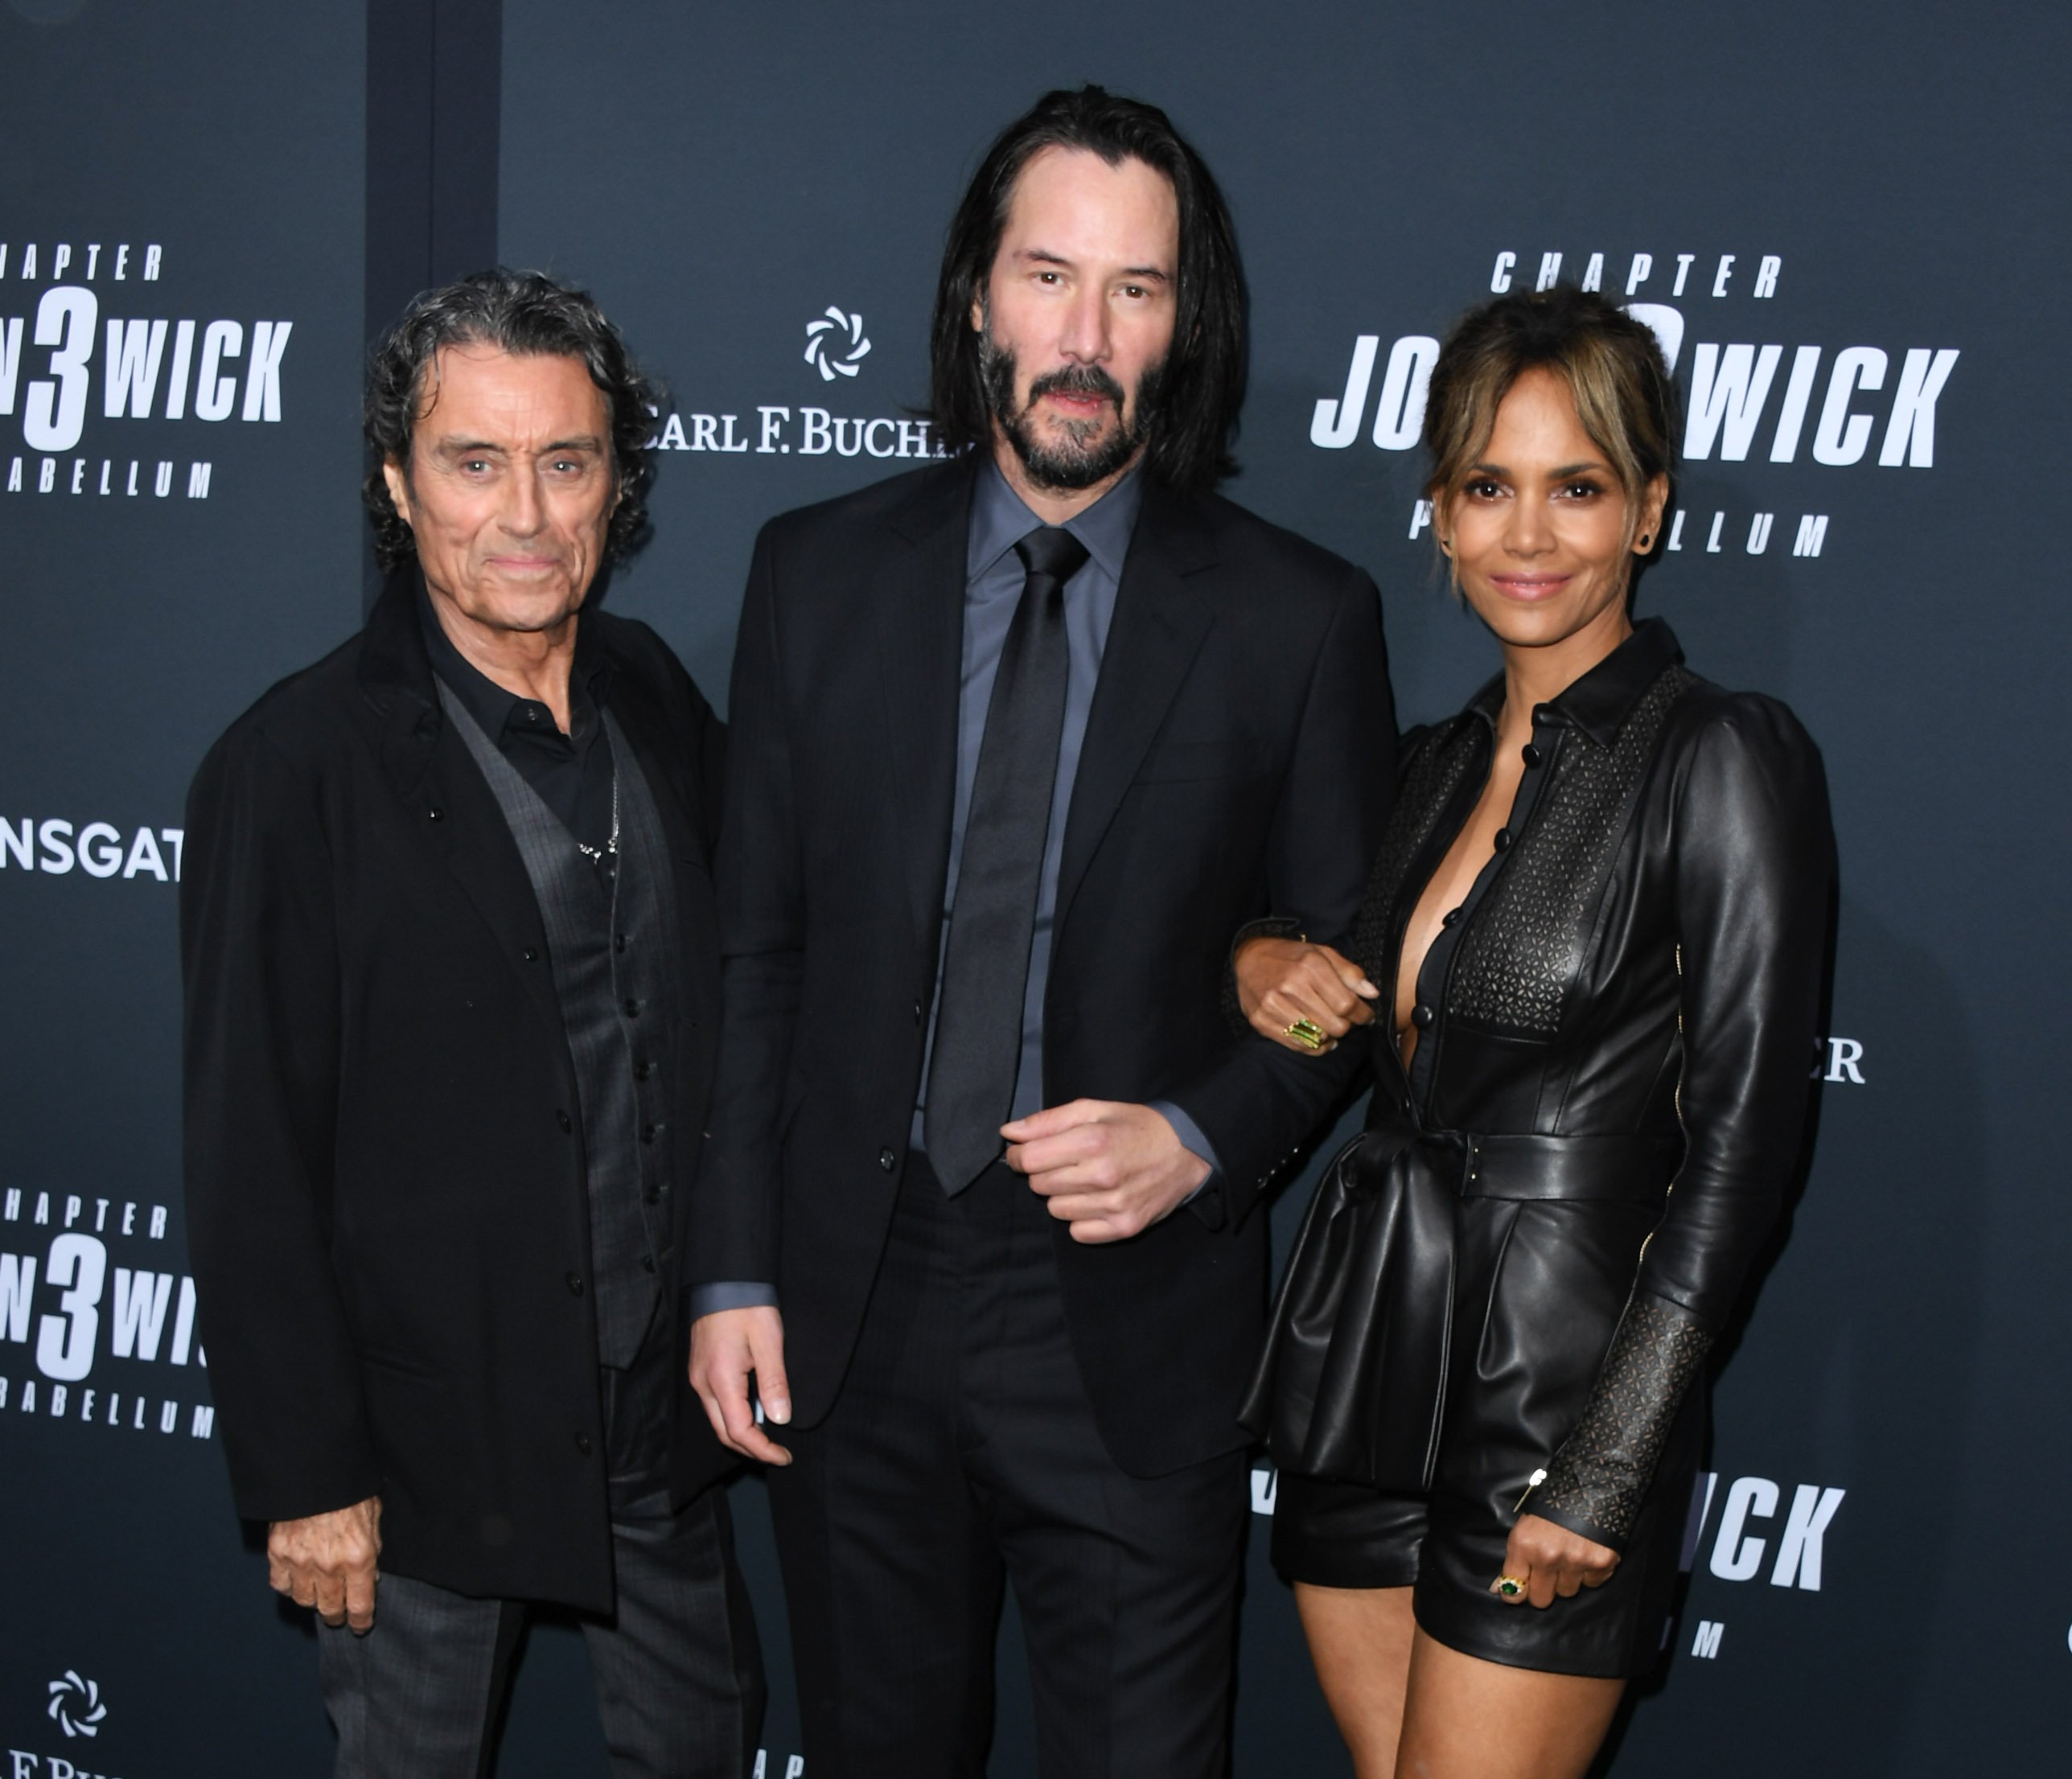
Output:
[5, 2, 2066, 1773]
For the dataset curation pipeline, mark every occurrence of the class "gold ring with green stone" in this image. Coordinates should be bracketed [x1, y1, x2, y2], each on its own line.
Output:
[1285, 1018, 1326, 1050]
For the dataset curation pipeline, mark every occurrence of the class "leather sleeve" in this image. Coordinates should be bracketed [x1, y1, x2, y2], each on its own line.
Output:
[1161, 569, 1393, 1224]
[181, 721, 381, 1524]
[1642, 697, 1834, 1324]
[689, 520, 799, 1288]
[1521, 1291, 1712, 1551]
[1524, 698, 1833, 1551]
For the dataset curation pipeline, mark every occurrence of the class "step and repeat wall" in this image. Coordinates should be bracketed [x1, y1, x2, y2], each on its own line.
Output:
[6, 1, 2067, 1773]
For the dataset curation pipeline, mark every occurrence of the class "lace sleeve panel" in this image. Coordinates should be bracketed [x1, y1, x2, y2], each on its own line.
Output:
[1518, 1292, 1714, 1553]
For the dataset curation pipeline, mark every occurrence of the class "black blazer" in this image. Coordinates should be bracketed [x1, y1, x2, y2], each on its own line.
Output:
[181, 574, 728, 1613]
[696, 459, 1395, 1477]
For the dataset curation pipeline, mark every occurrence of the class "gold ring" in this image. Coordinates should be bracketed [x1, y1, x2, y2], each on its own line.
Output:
[1285, 1018, 1326, 1050]
[1495, 1574, 1527, 1599]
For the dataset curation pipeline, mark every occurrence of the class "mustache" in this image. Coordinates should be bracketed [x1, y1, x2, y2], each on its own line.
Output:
[1025, 364, 1128, 411]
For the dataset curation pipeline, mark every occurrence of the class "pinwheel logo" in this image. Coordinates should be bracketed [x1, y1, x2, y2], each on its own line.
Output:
[47, 1669, 109, 1737]
[803, 306, 871, 381]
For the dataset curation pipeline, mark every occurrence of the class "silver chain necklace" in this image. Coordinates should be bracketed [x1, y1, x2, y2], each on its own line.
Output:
[575, 767, 621, 865]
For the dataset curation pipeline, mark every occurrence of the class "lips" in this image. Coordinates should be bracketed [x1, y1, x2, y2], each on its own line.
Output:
[1490, 574, 1572, 602]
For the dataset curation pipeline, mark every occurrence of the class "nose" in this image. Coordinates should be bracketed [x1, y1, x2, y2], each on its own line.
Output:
[502, 459, 546, 536]
[1503, 491, 1552, 557]
[1056, 281, 1111, 365]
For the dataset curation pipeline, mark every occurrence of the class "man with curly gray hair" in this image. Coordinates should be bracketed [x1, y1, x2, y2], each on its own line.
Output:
[182, 269, 763, 1776]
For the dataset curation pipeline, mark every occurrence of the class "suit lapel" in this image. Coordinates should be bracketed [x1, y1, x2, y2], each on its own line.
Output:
[355, 574, 567, 1046]
[870, 465, 973, 947]
[1055, 484, 1217, 928]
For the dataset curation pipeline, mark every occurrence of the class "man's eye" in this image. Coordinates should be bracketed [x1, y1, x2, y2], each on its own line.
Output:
[460, 458, 490, 474]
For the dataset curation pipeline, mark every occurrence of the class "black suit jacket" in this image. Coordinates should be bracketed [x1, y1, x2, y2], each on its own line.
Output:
[697, 459, 1395, 1477]
[181, 573, 729, 1613]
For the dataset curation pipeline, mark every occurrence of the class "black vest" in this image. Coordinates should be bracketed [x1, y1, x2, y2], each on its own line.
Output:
[437, 681, 681, 1367]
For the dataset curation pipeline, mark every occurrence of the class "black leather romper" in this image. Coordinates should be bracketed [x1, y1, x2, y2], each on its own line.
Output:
[1254, 619, 1833, 1677]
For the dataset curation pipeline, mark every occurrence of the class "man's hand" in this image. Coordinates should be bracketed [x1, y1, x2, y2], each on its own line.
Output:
[688, 1305, 792, 1465]
[1001, 1100, 1212, 1244]
[1490, 1512, 1620, 1608]
[269, 1496, 382, 1633]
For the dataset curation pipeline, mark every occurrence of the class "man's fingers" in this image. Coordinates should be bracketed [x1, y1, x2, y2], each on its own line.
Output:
[750, 1331, 792, 1426]
[314, 1570, 348, 1627]
[344, 1563, 379, 1633]
[1000, 1099, 1108, 1143]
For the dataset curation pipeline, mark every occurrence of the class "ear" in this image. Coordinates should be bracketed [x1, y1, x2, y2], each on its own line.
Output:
[1633, 474, 1670, 554]
[381, 458, 413, 528]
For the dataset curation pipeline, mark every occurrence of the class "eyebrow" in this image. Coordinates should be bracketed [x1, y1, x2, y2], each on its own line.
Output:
[1469, 459, 1610, 478]
[430, 434, 606, 455]
[1013, 247, 1171, 285]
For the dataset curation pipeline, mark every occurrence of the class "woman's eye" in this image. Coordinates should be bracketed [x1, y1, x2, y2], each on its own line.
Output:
[1465, 479, 1503, 499]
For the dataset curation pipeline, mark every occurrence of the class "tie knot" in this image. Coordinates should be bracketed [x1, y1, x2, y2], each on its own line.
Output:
[1014, 526, 1090, 588]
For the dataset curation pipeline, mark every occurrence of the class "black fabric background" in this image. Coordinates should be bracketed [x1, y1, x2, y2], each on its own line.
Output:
[3, 2, 2064, 1771]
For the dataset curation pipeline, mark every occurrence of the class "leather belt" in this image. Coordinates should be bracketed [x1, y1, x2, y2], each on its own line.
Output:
[1374, 1126, 1679, 1205]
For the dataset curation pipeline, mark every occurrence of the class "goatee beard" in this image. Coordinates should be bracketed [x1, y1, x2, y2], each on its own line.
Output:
[980, 327, 1165, 492]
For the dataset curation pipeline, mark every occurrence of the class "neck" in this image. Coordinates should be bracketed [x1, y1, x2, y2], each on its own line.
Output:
[426, 587, 580, 730]
[1495, 606, 1634, 745]
[990, 433, 1139, 527]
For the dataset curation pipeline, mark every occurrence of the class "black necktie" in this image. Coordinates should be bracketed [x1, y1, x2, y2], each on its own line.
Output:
[924, 525, 1091, 1194]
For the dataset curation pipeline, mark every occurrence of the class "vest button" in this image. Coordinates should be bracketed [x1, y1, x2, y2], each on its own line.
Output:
[522, 947, 539, 963]
[615, 932, 627, 952]
[1493, 828, 1513, 852]
[574, 1432, 593, 1456]
[1521, 744, 1543, 768]
[641, 1123, 660, 1144]
[556, 1109, 573, 1133]
[1441, 906, 1462, 927]
[1411, 1005, 1435, 1030]
[643, 1256, 657, 1274]
[878, 1147, 897, 1172]
[634, 1059, 654, 1082]
[913, 999, 925, 1025]
[623, 997, 641, 1018]
[426, 806, 444, 822]
[565, 1272, 585, 1296]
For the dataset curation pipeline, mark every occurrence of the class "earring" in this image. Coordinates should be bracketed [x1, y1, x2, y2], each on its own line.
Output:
[1637, 533, 1652, 550]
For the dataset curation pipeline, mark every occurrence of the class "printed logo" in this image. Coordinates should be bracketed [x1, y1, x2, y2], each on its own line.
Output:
[1309, 248, 1964, 568]
[45, 1672, 106, 1739]
[802, 306, 871, 382]
[2, 236, 292, 504]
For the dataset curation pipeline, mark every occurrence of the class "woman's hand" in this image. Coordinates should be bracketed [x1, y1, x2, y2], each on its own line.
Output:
[1490, 1512, 1620, 1608]
[1235, 936, 1379, 1054]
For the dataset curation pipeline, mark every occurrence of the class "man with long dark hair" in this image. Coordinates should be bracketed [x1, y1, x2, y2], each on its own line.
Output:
[183, 271, 762, 1774]
[690, 88, 1393, 1775]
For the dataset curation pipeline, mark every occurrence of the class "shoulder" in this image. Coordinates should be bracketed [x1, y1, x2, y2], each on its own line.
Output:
[1658, 675, 1832, 844]
[758, 458, 968, 553]
[194, 629, 366, 789]
[1184, 487, 1373, 599]
[1667, 676, 1823, 780]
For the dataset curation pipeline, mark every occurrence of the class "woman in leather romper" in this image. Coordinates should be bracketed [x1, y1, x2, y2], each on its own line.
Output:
[1235, 289, 1833, 1779]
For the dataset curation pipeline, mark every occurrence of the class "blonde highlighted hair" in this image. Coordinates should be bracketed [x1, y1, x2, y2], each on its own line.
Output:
[1423, 286, 1677, 557]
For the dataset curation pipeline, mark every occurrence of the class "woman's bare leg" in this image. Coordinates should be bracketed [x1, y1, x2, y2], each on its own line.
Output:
[1394, 1625, 1624, 1779]
[1293, 1582, 1418, 1779]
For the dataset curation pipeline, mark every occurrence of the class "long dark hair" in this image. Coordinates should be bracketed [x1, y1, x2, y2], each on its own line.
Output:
[928, 85, 1248, 492]
[363, 268, 660, 572]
